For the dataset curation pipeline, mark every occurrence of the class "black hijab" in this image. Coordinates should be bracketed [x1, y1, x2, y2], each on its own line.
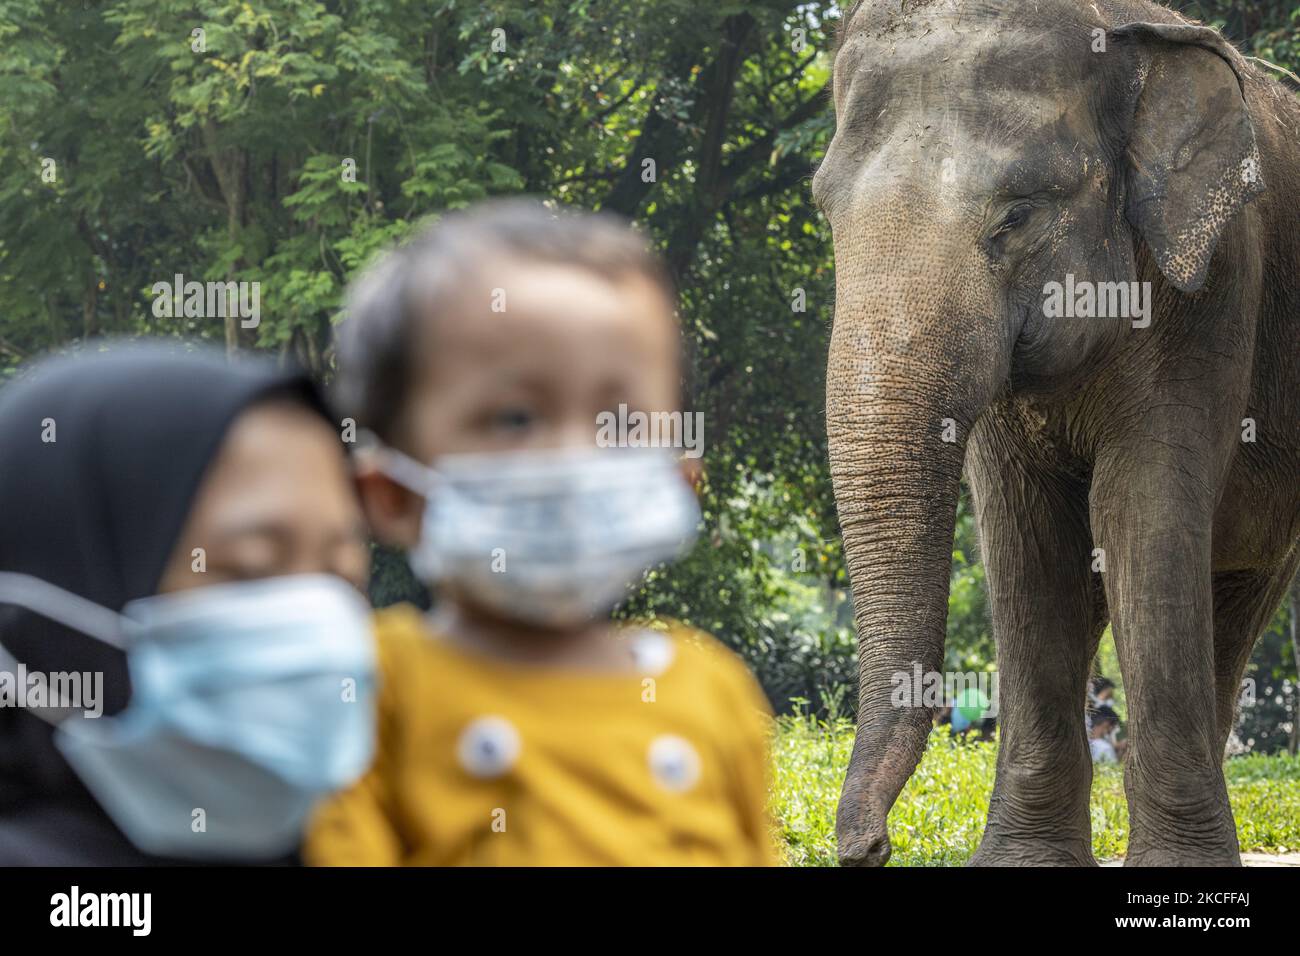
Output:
[0, 341, 329, 864]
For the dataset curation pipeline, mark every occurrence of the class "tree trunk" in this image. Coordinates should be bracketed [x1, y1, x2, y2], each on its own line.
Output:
[202, 120, 247, 356]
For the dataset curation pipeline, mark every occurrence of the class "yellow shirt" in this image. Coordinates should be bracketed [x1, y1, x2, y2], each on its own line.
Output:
[305, 604, 777, 866]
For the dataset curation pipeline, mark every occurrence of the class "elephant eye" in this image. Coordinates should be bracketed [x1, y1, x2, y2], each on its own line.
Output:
[992, 203, 1034, 237]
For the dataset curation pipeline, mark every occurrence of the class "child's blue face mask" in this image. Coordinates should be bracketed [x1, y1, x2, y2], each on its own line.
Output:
[0, 572, 376, 860]
[368, 440, 701, 629]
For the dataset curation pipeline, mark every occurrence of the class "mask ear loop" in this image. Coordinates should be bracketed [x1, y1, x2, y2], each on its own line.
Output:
[0, 572, 126, 648]
[0, 572, 128, 724]
[356, 429, 437, 498]
[356, 430, 452, 582]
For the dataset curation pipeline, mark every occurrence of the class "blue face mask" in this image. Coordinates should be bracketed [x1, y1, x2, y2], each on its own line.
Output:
[0, 572, 377, 860]
[366, 439, 702, 629]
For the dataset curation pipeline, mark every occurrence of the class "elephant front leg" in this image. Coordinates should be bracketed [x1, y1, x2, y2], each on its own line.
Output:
[1091, 453, 1240, 867]
[967, 447, 1103, 866]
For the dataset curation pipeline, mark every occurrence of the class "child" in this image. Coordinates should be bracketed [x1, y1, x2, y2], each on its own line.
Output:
[1087, 676, 1116, 711]
[1088, 708, 1120, 764]
[306, 200, 777, 866]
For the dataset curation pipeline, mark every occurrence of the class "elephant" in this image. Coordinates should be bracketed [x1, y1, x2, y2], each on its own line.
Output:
[813, 0, 1300, 866]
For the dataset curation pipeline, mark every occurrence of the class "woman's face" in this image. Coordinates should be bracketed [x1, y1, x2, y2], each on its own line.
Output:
[156, 399, 370, 593]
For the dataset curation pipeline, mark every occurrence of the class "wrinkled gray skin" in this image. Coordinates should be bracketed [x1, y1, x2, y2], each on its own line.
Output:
[814, 0, 1300, 866]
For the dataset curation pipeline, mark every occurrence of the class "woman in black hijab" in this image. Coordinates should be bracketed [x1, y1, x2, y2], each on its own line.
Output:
[0, 342, 371, 864]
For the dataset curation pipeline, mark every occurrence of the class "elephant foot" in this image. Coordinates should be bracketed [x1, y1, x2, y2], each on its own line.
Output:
[968, 834, 1097, 867]
[1124, 778, 1241, 866]
[1123, 843, 1242, 867]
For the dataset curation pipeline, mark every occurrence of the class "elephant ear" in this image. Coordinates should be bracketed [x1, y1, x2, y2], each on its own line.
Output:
[1110, 22, 1265, 293]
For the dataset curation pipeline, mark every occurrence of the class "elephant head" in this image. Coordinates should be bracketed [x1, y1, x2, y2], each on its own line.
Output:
[814, 0, 1263, 866]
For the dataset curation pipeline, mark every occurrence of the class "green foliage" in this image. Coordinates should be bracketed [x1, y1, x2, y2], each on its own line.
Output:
[1181, 0, 1300, 72]
[0, 0, 521, 365]
[1234, 600, 1297, 754]
[771, 714, 1300, 866]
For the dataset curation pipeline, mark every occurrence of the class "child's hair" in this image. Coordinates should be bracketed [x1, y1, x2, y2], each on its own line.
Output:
[1090, 675, 1115, 695]
[333, 198, 675, 446]
[1089, 706, 1120, 731]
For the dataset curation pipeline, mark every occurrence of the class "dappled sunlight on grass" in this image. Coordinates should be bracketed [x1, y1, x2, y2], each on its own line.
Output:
[771, 715, 1300, 866]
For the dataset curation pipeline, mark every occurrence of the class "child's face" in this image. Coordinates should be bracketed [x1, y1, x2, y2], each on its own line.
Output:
[407, 262, 680, 458]
[363, 262, 684, 550]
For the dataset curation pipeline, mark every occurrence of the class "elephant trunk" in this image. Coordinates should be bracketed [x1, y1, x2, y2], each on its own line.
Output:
[827, 273, 987, 867]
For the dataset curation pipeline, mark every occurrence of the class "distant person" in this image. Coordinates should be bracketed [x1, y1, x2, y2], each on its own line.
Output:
[307, 200, 776, 866]
[0, 344, 375, 864]
[1088, 708, 1120, 764]
[949, 685, 992, 741]
[1086, 675, 1117, 735]
[1088, 676, 1116, 710]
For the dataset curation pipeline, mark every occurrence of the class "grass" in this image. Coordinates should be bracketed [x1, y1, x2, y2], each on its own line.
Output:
[771, 713, 1300, 866]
